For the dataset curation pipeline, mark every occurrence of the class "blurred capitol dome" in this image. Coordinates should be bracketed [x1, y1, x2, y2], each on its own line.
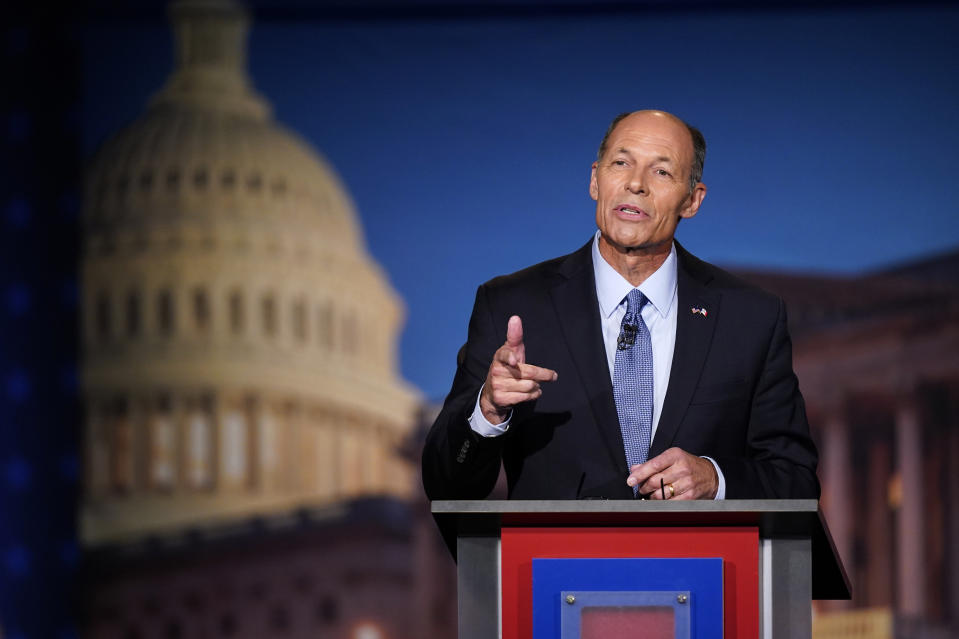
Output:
[81, 0, 420, 545]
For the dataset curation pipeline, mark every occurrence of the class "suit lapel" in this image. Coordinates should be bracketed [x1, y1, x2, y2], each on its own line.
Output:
[548, 242, 628, 473]
[651, 244, 721, 456]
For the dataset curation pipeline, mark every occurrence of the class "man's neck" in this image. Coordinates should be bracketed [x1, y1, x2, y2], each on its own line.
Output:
[597, 235, 673, 287]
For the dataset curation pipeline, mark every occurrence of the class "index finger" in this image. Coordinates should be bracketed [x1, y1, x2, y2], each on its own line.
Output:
[517, 362, 558, 382]
[626, 455, 669, 488]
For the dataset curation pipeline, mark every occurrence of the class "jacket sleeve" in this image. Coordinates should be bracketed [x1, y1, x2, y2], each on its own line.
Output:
[421, 284, 508, 500]
[714, 298, 821, 499]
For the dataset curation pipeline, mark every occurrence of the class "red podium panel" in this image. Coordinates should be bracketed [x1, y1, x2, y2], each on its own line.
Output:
[501, 526, 758, 639]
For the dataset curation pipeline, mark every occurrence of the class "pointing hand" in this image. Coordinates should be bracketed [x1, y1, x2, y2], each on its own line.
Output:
[479, 316, 558, 424]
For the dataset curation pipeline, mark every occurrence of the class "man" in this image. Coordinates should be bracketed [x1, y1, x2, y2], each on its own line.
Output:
[422, 110, 819, 502]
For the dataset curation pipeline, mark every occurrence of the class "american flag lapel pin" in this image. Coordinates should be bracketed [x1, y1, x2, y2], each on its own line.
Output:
[691, 306, 708, 318]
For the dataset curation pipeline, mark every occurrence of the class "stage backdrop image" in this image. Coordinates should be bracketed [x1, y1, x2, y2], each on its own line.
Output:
[0, 0, 957, 638]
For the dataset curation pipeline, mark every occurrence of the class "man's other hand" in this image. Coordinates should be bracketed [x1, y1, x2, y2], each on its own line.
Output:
[626, 447, 718, 500]
[479, 315, 558, 424]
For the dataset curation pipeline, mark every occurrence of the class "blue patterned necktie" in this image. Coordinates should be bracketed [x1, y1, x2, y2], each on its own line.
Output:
[613, 289, 654, 488]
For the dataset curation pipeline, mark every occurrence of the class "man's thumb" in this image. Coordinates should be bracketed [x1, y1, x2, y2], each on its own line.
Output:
[505, 315, 524, 349]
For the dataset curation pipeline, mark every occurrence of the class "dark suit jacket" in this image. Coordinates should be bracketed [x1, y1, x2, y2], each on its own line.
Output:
[422, 239, 819, 501]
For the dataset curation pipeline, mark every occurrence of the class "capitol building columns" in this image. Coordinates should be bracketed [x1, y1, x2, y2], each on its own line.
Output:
[863, 423, 894, 608]
[82, 384, 415, 528]
[793, 304, 959, 629]
[808, 383, 941, 618]
[894, 391, 925, 619]
[817, 395, 853, 611]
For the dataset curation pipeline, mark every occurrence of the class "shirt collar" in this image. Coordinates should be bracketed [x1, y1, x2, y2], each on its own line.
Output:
[591, 230, 678, 320]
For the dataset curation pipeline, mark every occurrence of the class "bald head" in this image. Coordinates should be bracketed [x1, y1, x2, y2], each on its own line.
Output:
[597, 110, 706, 193]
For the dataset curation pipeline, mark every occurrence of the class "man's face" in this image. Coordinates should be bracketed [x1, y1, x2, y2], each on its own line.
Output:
[590, 111, 706, 255]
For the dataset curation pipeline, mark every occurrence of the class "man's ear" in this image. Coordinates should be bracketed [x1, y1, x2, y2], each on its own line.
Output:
[681, 182, 707, 219]
[589, 162, 599, 201]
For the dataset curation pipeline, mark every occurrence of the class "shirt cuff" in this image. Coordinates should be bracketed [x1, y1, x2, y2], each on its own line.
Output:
[468, 385, 511, 437]
[701, 456, 726, 500]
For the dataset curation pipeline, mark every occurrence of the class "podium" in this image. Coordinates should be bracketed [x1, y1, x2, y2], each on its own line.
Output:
[432, 500, 850, 639]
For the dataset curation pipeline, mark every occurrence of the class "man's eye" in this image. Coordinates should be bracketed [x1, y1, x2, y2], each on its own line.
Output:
[612, 160, 628, 166]
[655, 169, 671, 177]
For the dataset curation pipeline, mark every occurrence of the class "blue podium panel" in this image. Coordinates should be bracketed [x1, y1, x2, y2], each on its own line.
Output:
[532, 557, 723, 639]
[560, 590, 690, 639]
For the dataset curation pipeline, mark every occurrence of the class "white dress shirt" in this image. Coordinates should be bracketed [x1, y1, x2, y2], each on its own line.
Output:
[468, 231, 725, 498]
[592, 230, 676, 436]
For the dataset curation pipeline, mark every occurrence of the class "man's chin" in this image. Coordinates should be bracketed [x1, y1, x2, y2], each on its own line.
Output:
[601, 233, 669, 255]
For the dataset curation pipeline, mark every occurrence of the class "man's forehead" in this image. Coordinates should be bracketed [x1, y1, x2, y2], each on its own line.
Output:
[608, 128, 691, 164]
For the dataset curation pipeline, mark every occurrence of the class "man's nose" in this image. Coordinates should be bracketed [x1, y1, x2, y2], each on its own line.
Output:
[625, 172, 646, 194]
